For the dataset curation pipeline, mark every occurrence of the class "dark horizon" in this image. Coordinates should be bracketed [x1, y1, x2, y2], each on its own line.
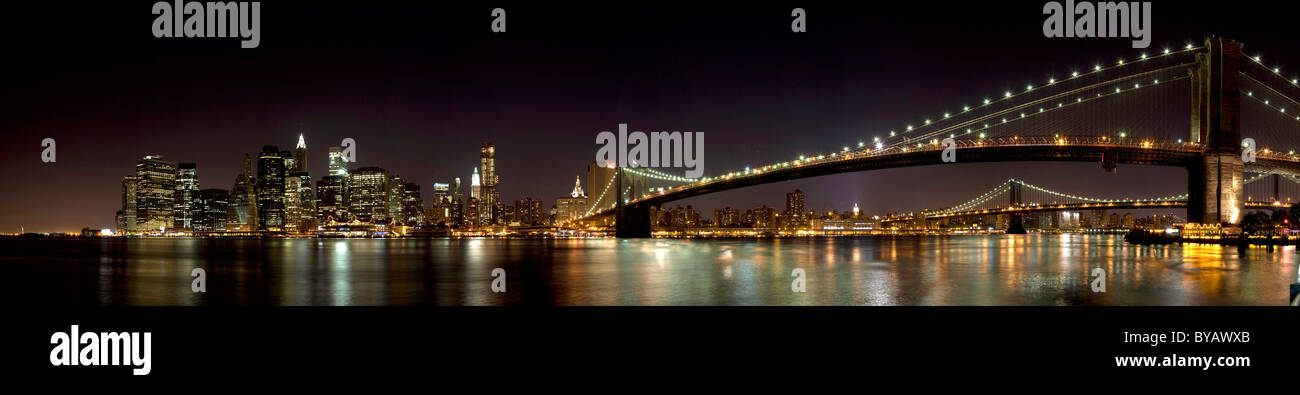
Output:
[4, 1, 1300, 232]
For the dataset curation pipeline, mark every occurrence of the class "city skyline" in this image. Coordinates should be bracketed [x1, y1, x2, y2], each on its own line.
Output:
[6, 3, 1300, 232]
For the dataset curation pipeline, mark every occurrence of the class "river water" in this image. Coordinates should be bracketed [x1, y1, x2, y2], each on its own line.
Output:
[3, 234, 1295, 305]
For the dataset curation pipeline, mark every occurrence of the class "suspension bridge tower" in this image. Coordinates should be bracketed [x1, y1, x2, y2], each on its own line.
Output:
[1187, 37, 1245, 225]
[1006, 180, 1027, 234]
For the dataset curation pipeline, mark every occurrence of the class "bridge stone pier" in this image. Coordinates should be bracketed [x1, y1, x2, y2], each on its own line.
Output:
[614, 168, 654, 238]
[1186, 37, 1245, 225]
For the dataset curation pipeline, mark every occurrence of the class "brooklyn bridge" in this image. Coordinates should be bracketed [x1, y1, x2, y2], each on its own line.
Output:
[567, 38, 1300, 237]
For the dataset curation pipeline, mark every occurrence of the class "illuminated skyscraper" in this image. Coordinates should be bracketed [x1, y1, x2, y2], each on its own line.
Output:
[226, 154, 258, 231]
[514, 198, 544, 226]
[173, 163, 199, 229]
[284, 171, 316, 234]
[471, 167, 481, 199]
[328, 146, 349, 176]
[556, 175, 589, 223]
[427, 182, 451, 225]
[451, 177, 464, 227]
[294, 133, 308, 173]
[479, 143, 500, 226]
[135, 155, 178, 233]
[387, 174, 405, 224]
[316, 175, 348, 222]
[347, 167, 390, 223]
[256, 146, 287, 231]
[120, 176, 138, 234]
[191, 189, 229, 232]
[466, 196, 479, 228]
[785, 189, 806, 228]
[400, 182, 423, 226]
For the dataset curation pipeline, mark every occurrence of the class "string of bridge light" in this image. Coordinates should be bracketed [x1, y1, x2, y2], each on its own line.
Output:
[937, 180, 1013, 214]
[635, 49, 1200, 189]
[1243, 172, 1272, 185]
[898, 73, 1192, 150]
[888, 63, 1195, 150]
[621, 166, 698, 183]
[1242, 84, 1300, 156]
[600, 45, 1216, 199]
[581, 174, 618, 217]
[855, 44, 1204, 153]
[681, 73, 1190, 190]
[1242, 75, 1300, 123]
[1017, 179, 1188, 203]
[1243, 52, 1300, 90]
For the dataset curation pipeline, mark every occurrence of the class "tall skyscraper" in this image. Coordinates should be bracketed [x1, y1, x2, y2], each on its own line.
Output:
[479, 143, 500, 226]
[387, 175, 404, 224]
[256, 146, 287, 231]
[347, 167, 390, 223]
[428, 182, 451, 225]
[135, 155, 178, 233]
[556, 175, 589, 223]
[316, 175, 348, 223]
[191, 189, 229, 232]
[785, 189, 806, 227]
[294, 133, 308, 173]
[284, 171, 316, 234]
[471, 167, 481, 199]
[120, 176, 138, 234]
[328, 146, 349, 176]
[465, 196, 479, 228]
[514, 198, 544, 226]
[173, 163, 199, 229]
[226, 154, 258, 231]
[451, 177, 464, 227]
[400, 182, 423, 226]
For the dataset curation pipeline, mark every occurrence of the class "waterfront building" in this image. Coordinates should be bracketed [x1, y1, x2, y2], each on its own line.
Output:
[120, 176, 138, 234]
[226, 154, 258, 231]
[328, 146, 349, 176]
[479, 143, 500, 226]
[135, 155, 178, 233]
[401, 182, 423, 226]
[173, 163, 199, 229]
[714, 207, 741, 228]
[316, 175, 348, 222]
[256, 146, 287, 231]
[347, 166, 390, 224]
[556, 175, 590, 223]
[192, 189, 229, 231]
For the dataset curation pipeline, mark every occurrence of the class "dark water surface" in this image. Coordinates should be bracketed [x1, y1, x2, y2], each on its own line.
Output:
[2, 234, 1295, 305]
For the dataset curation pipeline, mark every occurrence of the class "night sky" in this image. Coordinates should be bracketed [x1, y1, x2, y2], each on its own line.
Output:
[3, 1, 1299, 232]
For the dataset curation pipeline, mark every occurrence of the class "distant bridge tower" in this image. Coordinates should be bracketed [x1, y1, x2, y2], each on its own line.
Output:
[1006, 180, 1027, 234]
[1187, 37, 1245, 225]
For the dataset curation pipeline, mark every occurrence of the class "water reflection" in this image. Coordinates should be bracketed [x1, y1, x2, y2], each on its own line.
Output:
[1, 234, 1295, 306]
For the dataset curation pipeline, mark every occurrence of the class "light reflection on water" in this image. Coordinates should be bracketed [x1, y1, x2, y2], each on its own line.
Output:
[2, 234, 1295, 306]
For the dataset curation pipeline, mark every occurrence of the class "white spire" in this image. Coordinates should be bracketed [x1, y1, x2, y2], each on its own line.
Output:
[853, 203, 860, 215]
[571, 176, 586, 198]
[296, 133, 306, 149]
